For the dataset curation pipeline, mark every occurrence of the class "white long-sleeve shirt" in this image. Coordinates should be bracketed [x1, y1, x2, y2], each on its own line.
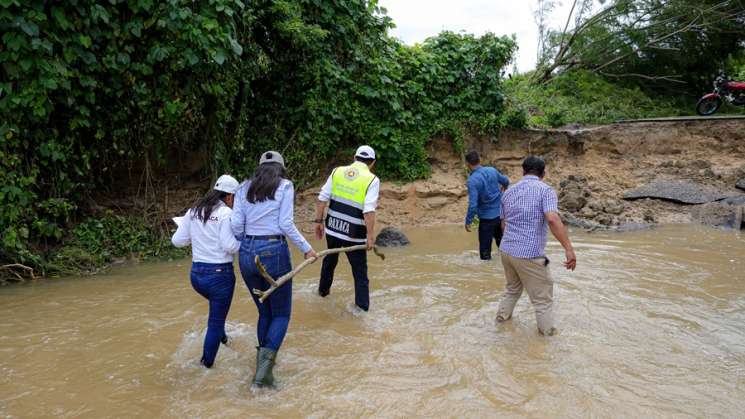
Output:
[171, 202, 240, 263]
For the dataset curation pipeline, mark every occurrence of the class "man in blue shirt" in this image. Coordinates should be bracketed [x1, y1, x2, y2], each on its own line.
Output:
[464, 151, 510, 260]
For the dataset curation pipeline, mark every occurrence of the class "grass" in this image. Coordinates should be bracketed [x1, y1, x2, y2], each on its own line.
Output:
[504, 70, 698, 128]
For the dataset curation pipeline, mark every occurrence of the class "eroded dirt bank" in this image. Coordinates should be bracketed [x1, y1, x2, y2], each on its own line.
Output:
[295, 119, 745, 233]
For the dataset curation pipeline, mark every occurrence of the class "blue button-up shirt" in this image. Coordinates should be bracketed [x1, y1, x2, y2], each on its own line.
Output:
[500, 175, 559, 258]
[230, 179, 312, 254]
[465, 166, 510, 225]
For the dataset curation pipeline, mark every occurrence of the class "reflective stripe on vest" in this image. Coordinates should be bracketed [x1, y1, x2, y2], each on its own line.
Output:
[326, 162, 376, 241]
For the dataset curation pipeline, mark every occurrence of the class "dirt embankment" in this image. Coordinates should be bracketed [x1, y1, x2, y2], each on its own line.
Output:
[113, 119, 745, 233]
[295, 119, 745, 233]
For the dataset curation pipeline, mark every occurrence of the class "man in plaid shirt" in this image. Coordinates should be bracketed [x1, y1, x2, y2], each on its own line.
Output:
[497, 156, 577, 336]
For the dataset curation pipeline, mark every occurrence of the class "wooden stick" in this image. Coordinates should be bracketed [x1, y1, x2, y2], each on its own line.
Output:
[252, 245, 385, 302]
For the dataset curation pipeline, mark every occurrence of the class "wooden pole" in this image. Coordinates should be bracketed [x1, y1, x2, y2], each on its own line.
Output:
[252, 245, 385, 302]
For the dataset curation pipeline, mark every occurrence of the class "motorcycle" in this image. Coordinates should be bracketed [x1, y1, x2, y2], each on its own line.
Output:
[696, 74, 745, 116]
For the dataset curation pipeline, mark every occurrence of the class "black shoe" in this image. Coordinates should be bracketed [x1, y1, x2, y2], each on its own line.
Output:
[221, 334, 231, 346]
[200, 356, 213, 368]
[318, 288, 329, 297]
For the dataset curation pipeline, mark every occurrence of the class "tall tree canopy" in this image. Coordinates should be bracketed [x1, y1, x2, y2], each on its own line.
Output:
[535, 0, 745, 91]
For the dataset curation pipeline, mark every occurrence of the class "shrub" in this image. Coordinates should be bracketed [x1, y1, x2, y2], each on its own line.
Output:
[500, 101, 529, 129]
[48, 215, 185, 274]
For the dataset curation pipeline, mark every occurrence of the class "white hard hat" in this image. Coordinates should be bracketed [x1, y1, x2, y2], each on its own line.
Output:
[214, 174, 239, 194]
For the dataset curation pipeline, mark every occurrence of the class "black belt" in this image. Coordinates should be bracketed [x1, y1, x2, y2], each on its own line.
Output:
[245, 234, 285, 241]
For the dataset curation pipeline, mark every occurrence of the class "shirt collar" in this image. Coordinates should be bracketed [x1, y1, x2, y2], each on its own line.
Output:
[351, 161, 369, 171]
[523, 175, 540, 181]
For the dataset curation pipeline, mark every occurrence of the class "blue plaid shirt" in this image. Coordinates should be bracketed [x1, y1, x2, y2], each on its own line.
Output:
[500, 175, 559, 258]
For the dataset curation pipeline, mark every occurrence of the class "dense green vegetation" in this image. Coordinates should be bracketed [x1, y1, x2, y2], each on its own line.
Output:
[511, 46, 745, 128]
[51, 214, 187, 274]
[1, 0, 742, 280]
[0, 0, 516, 279]
[534, 0, 745, 90]
[524, 0, 745, 127]
[505, 70, 690, 127]
[726, 50, 745, 81]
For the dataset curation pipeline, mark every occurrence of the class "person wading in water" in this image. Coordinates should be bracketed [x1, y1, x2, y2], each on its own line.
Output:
[497, 156, 576, 336]
[464, 151, 510, 260]
[314, 145, 380, 312]
[171, 175, 241, 368]
[231, 151, 317, 388]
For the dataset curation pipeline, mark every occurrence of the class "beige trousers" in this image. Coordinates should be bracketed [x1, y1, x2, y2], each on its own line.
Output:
[497, 252, 554, 334]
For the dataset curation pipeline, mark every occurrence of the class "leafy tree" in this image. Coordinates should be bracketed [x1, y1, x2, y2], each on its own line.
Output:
[1, 0, 249, 275]
[534, 0, 745, 92]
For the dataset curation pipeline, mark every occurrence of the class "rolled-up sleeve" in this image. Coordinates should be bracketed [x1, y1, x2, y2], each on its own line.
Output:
[318, 174, 333, 202]
[171, 211, 191, 248]
[465, 176, 479, 225]
[542, 188, 559, 213]
[498, 171, 510, 188]
[219, 210, 240, 254]
[231, 182, 247, 237]
[279, 182, 312, 254]
[363, 177, 379, 213]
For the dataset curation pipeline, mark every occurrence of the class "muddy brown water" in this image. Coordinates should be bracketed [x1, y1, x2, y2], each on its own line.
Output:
[1, 225, 744, 418]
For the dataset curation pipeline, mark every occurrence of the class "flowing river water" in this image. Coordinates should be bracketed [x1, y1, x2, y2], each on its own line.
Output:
[1, 225, 744, 418]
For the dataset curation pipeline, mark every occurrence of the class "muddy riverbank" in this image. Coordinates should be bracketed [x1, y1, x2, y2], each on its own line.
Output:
[292, 119, 745, 233]
[94, 119, 745, 235]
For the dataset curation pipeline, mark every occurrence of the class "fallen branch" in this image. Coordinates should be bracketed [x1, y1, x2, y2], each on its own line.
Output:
[0, 263, 36, 281]
[252, 245, 385, 302]
[599, 71, 687, 84]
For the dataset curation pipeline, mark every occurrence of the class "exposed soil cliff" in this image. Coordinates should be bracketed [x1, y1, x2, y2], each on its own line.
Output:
[295, 119, 745, 233]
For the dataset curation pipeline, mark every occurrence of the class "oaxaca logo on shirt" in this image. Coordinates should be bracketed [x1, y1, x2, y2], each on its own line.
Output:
[190, 213, 220, 223]
[343, 167, 359, 181]
[327, 216, 350, 234]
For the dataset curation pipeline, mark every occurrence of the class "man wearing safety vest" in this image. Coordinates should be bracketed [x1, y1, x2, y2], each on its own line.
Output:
[314, 145, 380, 311]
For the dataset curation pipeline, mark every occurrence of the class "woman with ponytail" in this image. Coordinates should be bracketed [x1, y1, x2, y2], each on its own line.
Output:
[172, 175, 240, 368]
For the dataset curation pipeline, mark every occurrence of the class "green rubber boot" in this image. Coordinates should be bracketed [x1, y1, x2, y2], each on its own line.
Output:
[251, 346, 259, 383]
[252, 347, 277, 388]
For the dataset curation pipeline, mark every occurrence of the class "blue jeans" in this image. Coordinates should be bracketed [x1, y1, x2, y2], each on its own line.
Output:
[238, 238, 292, 351]
[190, 262, 235, 368]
